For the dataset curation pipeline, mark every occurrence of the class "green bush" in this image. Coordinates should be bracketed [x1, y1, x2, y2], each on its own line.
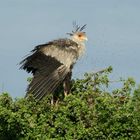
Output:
[0, 66, 140, 140]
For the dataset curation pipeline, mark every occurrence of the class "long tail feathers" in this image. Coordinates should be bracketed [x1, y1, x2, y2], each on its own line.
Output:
[26, 65, 69, 100]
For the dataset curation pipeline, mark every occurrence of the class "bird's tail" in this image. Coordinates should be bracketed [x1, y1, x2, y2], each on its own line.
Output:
[25, 65, 69, 100]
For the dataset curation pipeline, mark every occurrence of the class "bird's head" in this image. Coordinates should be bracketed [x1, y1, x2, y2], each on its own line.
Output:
[67, 23, 88, 44]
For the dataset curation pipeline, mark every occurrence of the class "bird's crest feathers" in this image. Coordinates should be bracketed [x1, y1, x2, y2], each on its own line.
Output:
[67, 22, 87, 36]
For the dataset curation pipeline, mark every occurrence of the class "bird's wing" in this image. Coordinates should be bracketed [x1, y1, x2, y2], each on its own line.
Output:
[27, 64, 69, 100]
[20, 39, 78, 100]
[20, 52, 70, 100]
[33, 39, 79, 67]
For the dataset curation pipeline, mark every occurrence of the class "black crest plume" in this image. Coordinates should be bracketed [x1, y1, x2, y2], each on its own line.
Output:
[67, 22, 87, 36]
[72, 21, 86, 32]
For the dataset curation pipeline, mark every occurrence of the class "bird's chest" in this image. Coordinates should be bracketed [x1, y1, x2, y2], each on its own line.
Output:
[64, 44, 85, 67]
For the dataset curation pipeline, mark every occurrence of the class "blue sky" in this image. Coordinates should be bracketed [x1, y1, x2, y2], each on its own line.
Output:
[0, 0, 140, 98]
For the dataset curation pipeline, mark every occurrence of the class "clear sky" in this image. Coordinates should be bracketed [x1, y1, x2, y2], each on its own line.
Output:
[0, 0, 140, 98]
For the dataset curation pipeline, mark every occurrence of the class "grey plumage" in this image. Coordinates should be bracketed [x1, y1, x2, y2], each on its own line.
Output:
[20, 24, 87, 100]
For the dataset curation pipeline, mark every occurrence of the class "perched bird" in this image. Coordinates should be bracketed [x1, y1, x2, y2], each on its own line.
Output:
[20, 23, 87, 101]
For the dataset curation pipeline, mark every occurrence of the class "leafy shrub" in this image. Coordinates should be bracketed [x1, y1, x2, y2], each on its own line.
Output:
[0, 66, 140, 140]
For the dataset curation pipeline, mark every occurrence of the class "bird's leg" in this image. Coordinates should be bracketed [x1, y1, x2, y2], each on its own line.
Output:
[51, 97, 54, 105]
[51, 97, 58, 106]
[63, 71, 72, 97]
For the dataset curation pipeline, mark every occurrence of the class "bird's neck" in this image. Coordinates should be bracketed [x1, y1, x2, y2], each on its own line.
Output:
[77, 43, 85, 57]
[71, 38, 85, 46]
[70, 37, 86, 57]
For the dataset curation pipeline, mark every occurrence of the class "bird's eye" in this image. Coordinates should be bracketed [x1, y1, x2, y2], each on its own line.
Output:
[78, 34, 82, 37]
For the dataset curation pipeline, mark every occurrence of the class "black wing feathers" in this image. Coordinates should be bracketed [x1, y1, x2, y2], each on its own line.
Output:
[20, 52, 62, 74]
[27, 65, 69, 100]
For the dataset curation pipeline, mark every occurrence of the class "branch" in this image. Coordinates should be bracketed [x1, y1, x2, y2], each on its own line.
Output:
[92, 66, 113, 75]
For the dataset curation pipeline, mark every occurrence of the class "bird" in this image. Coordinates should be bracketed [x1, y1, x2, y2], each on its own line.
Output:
[20, 23, 88, 101]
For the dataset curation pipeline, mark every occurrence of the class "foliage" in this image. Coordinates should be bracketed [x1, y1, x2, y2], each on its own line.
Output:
[0, 66, 140, 139]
